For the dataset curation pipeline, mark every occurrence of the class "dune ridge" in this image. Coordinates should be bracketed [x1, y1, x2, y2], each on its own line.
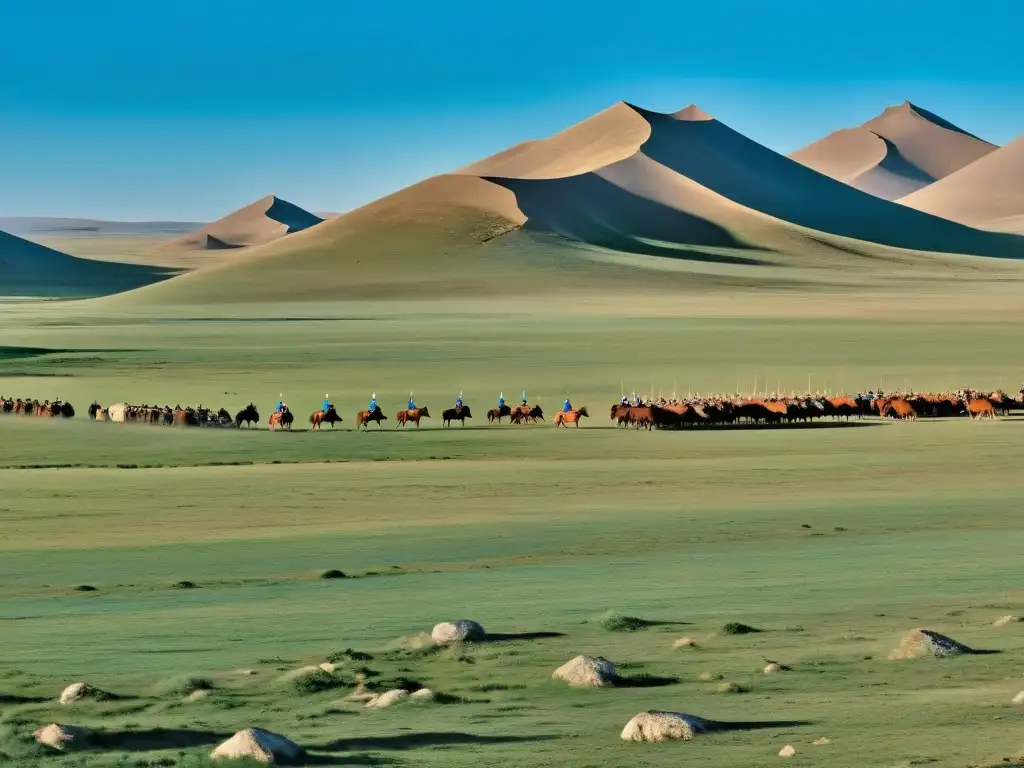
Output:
[790, 101, 996, 199]
[163, 195, 322, 251]
[898, 136, 1024, 233]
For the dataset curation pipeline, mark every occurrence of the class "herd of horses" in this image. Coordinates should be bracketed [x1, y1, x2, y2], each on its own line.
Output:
[0, 397, 75, 418]
[7, 388, 1022, 432]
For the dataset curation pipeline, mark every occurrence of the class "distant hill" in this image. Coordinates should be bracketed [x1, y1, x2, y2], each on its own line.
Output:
[789, 101, 996, 199]
[898, 136, 1024, 233]
[163, 195, 322, 251]
[0, 229, 175, 298]
[0, 217, 202, 236]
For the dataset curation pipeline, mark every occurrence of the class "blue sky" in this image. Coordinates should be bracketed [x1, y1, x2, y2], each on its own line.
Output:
[1, 0, 1021, 220]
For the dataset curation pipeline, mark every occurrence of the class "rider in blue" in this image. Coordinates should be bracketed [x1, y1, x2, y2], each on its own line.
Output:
[369, 393, 378, 413]
[322, 394, 331, 413]
[275, 394, 284, 413]
[408, 393, 416, 411]
[456, 391, 464, 412]
[521, 390, 527, 406]
[498, 392, 505, 409]
[563, 395, 572, 413]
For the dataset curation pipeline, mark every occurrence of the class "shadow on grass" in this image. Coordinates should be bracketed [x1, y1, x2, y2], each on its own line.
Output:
[93, 727, 231, 751]
[312, 733, 559, 751]
[616, 674, 680, 688]
[482, 632, 566, 642]
[303, 755, 394, 766]
[708, 719, 814, 732]
[0, 693, 49, 704]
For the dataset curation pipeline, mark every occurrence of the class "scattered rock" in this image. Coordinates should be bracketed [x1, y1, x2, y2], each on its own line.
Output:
[365, 689, 409, 709]
[59, 682, 110, 705]
[672, 637, 698, 649]
[410, 688, 435, 702]
[431, 620, 485, 644]
[33, 723, 91, 751]
[187, 689, 210, 702]
[620, 711, 709, 742]
[552, 655, 618, 687]
[210, 728, 303, 763]
[764, 663, 782, 674]
[697, 671, 723, 682]
[1012, 691, 1024, 705]
[888, 629, 976, 660]
[717, 681, 745, 694]
[813, 737, 831, 745]
[779, 744, 796, 757]
[994, 615, 1022, 627]
[318, 662, 337, 674]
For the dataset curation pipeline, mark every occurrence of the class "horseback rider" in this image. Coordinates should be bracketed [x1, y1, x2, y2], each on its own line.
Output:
[274, 394, 284, 413]
[369, 393, 378, 414]
[521, 390, 527, 406]
[455, 391, 464, 413]
[620, 394, 628, 406]
[322, 394, 331, 413]
[563, 395, 572, 413]
[408, 393, 416, 411]
[498, 391, 505, 409]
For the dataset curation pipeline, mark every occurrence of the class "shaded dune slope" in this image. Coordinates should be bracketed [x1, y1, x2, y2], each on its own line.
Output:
[899, 136, 1024, 233]
[790, 101, 996, 199]
[164, 195, 322, 251]
[0, 229, 174, 298]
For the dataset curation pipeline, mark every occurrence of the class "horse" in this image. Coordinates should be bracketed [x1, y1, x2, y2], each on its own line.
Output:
[174, 407, 200, 427]
[964, 398, 996, 420]
[216, 408, 233, 426]
[442, 405, 472, 427]
[396, 406, 430, 428]
[310, 406, 343, 430]
[487, 404, 512, 424]
[235, 404, 259, 428]
[356, 408, 388, 430]
[880, 399, 917, 421]
[269, 408, 294, 430]
[610, 403, 631, 426]
[57, 401, 74, 418]
[554, 405, 589, 427]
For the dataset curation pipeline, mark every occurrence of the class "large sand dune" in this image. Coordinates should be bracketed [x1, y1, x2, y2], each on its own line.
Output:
[898, 137, 1024, 233]
[790, 101, 996, 199]
[163, 195, 322, 251]
[0, 229, 173, 298]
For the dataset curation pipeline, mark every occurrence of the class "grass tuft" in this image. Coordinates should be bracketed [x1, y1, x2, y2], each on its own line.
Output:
[319, 569, 347, 579]
[598, 611, 660, 632]
[722, 622, 761, 635]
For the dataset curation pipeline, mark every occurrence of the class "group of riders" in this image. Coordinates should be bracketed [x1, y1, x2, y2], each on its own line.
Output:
[271, 390, 578, 417]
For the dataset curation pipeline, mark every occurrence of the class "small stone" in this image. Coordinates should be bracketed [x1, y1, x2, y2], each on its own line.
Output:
[779, 744, 796, 757]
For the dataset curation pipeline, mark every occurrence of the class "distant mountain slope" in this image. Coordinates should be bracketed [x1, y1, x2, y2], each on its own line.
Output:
[789, 101, 996, 199]
[898, 136, 1024, 233]
[0, 229, 174, 298]
[163, 195, 322, 251]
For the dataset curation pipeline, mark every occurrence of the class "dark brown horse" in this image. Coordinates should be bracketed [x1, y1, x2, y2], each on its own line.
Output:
[396, 406, 430, 428]
[235, 403, 259, 428]
[356, 408, 387, 430]
[442, 405, 472, 427]
[487, 404, 512, 424]
[310, 406, 343, 430]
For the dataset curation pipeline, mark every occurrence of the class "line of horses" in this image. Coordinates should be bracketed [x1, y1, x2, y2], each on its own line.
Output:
[88, 402, 256, 428]
[609, 388, 1021, 429]
[0, 397, 75, 418]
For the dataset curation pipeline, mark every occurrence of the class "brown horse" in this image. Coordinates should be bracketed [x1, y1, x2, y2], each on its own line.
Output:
[880, 399, 917, 420]
[965, 398, 996, 420]
[610, 403, 631, 426]
[554, 406, 589, 427]
[310, 406, 342, 430]
[356, 408, 387, 430]
[269, 408, 294, 430]
[396, 406, 430, 428]
[487, 404, 512, 424]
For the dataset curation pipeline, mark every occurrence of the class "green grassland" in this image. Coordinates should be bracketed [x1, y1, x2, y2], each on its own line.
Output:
[3, 288, 1024, 767]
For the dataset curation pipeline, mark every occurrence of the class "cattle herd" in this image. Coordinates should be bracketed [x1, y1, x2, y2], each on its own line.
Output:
[2, 388, 1021, 431]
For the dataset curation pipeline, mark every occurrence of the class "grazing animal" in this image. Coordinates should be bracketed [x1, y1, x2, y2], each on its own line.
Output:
[396, 406, 430, 428]
[487, 404, 512, 424]
[310, 406, 343, 430]
[269, 408, 294, 430]
[356, 408, 388, 430]
[235, 404, 259, 428]
[443, 405, 472, 427]
[554, 405, 589, 427]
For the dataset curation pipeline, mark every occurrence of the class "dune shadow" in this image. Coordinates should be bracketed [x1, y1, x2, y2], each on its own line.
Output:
[312, 733, 559, 751]
[708, 719, 814, 733]
[482, 631, 566, 642]
[93, 727, 231, 751]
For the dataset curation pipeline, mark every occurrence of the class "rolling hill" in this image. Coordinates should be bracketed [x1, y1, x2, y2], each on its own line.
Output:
[163, 195, 322, 251]
[0, 229, 175, 298]
[898, 136, 1024, 233]
[789, 101, 996, 199]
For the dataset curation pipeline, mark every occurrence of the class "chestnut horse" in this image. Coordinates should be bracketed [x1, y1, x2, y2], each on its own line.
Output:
[396, 406, 430, 428]
[554, 405, 589, 427]
[269, 408, 294, 430]
[879, 399, 917, 421]
[356, 408, 388, 430]
[965, 398, 996, 420]
[310, 406, 342, 430]
[487, 404, 512, 424]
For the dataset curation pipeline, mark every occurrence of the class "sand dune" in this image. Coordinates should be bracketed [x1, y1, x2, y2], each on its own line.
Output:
[898, 137, 1024, 233]
[0, 217, 202, 236]
[459, 102, 651, 178]
[790, 101, 996, 199]
[163, 195, 322, 250]
[0, 229, 173, 298]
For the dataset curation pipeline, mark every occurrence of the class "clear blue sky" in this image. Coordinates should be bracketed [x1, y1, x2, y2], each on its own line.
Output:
[1, 0, 1021, 221]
